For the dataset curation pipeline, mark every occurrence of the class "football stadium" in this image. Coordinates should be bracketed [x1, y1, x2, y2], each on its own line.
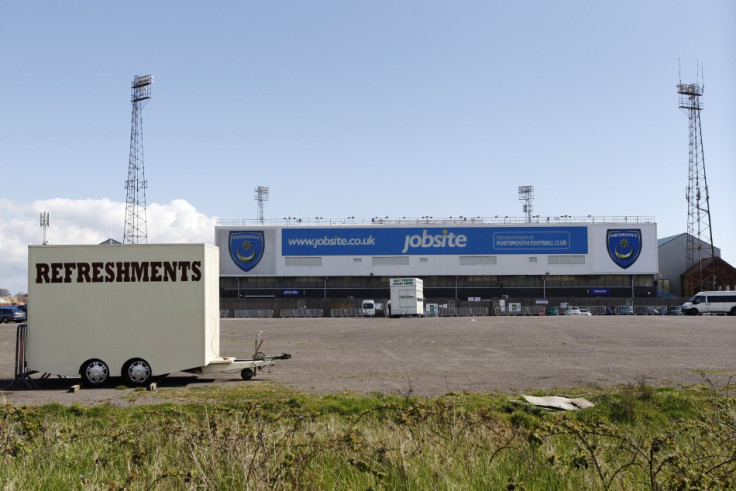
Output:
[216, 217, 658, 308]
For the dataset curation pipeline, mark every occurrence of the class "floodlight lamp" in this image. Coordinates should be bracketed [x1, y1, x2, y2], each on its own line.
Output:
[133, 74, 153, 87]
[518, 185, 534, 200]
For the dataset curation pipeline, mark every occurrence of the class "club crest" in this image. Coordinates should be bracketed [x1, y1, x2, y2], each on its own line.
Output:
[229, 231, 265, 272]
[607, 229, 642, 269]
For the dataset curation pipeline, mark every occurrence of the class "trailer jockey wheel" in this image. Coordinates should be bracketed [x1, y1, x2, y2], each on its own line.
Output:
[122, 358, 153, 387]
[241, 368, 255, 380]
[81, 359, 110, 386]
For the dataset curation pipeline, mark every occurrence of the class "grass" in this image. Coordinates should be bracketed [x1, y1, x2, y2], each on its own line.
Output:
[1, 382, 735, 489]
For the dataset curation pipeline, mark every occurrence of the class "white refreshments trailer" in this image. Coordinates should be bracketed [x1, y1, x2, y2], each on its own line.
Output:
[23, 243, 289, 387]
[387, 278, 424, 317]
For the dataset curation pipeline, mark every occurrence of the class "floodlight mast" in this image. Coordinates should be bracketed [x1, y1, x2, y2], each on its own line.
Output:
[255, 186, 270, 224]
[518, 185, 534, 223]
[40, 211, 50, 245]
[678, 68, 715, 294]
[123, 74, 153, 244]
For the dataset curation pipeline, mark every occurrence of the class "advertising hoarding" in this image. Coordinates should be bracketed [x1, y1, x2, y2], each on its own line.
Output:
[282, 226, 588, 256]
[216, 222, 657, 277]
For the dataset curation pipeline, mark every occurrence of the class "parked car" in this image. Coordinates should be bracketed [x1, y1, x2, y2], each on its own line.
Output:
[615, 305, 634, 315]
[546, 307, 560, 316]
[643, 306, 661, 315]
[666, 306, 682, 315]
[361, 299, 376, 317]
[12, 309, 26, 322]
[565, 307, 591, 316]
[0, 306, 25, 323]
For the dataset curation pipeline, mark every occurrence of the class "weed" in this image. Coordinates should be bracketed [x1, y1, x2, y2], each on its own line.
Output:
[0, 383, 734, 489]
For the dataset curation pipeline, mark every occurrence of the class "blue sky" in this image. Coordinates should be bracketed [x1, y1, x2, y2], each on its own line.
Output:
[1, 1, 734, 295]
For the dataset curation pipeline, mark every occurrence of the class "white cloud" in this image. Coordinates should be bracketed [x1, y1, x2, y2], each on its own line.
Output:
[0, 198, 216, 295]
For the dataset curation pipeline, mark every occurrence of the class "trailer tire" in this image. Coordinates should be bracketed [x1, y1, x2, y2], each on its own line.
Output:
[81, 359, 110, 387]
[241, 368, 255, 380]
[122, 358, 152, 387]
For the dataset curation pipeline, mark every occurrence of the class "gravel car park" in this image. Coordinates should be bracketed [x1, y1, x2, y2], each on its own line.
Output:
[2, 316, 735, 406]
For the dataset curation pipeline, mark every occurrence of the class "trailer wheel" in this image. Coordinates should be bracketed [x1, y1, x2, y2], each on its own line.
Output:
[81, 359, 109, 386]
[241, 368, 255, 380]
[122, 358, 152, 387]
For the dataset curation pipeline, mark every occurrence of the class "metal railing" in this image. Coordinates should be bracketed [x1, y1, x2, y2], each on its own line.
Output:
[228, 310, 274, 318]
[220, 305, 686, 318]
[330, 308, 364, 318]
[438, 307, 489, 317]
[217, 215, 655, 227]
[280, 309, 323, 318]
[8, 323, 37, 389]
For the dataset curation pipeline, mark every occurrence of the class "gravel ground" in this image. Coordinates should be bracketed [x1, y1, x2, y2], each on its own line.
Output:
[1, 316, 734, 406]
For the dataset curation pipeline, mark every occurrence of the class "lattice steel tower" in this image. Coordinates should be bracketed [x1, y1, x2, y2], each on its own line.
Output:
[678, 72, 715, 293]
[254, 186, 269, 224]
[124, 74, 153, 244]
[518, 185, 534, 223]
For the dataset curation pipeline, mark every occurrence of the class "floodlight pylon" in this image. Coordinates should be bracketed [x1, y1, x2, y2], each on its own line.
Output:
[255, 186, 269, 224]
[678, 70, 716, 294]
[123, 74, 153, 244]
[518, 185, 534, 223]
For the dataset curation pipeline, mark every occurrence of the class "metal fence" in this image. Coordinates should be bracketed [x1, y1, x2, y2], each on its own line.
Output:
[221, 305, 684, 318]
[280, 308, 324, 318]
[438, 307, 490, 317]
[330, 308, 364, 318]
[226, 310, 274, 318]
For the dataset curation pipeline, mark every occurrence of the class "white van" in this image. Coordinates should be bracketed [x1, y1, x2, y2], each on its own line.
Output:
[361, 299, 376, 317]
[681, 291, 736, 316]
